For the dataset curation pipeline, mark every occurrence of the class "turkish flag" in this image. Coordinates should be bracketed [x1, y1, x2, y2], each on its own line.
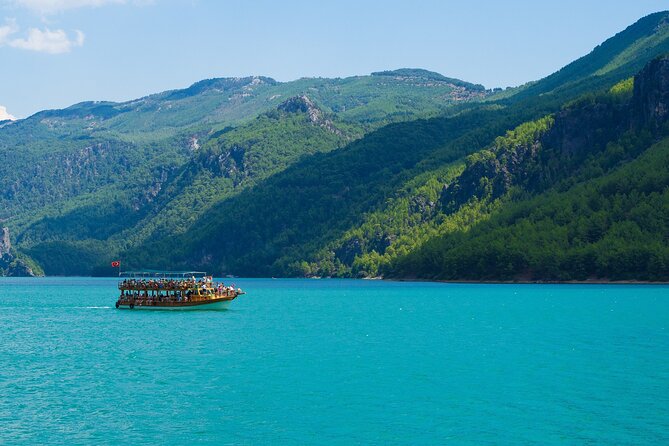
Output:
[111, 261, 120, 267]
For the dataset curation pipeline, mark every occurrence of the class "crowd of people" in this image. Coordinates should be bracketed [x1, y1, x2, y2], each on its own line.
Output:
[119, 276, 241, 295]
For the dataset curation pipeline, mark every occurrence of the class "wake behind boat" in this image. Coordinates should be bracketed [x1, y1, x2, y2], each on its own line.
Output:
[115, 271, 244, 310]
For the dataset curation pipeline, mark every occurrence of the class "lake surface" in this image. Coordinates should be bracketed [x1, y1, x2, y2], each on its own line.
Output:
[0, 278, 667, 445]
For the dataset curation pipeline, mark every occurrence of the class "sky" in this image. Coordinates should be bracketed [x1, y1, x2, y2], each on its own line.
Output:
[0, 0, 668, 119]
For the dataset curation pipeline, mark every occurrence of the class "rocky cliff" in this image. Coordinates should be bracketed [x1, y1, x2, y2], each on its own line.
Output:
[633, 54, 669, 129]
[440, 54, 669, 212]
[0, 227, 39, 277]
[276, 95, 342, 135]
[0, 227, 10, 257]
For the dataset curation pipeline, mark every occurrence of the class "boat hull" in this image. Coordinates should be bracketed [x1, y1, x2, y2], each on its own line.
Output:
[116, 299, 232, 311]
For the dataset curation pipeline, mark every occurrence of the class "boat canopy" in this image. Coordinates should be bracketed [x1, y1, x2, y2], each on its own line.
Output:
[119, 270, 208, 279]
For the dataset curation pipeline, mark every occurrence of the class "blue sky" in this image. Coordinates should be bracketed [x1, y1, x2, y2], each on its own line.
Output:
[0, 0, 667, 118]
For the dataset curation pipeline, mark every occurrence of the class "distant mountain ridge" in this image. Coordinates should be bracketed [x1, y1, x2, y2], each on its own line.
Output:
[371, 68, 486, 91]
[0, 65, 487, 276]
[0, 68, 486, 220]
[15, 69, 484, 128]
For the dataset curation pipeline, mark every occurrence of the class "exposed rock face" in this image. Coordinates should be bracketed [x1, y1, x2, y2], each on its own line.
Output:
[334, 238, 363, 265]
[214, 145, 246, 183]
[277, 95, 342, 135]
[441, 150, 509, 211]
[409, 195, 437, 221]
[543, 102, 628, 156]
[277, 95, 321, 121]
[633, 55, 669, 129]
[2, 140, 135, 208]
[0, 257, 36, 277]
[334, 234, 394, 265]
[441, 56, 669, 213]
[0, 227, 38, 276]
[0, 227, 10, 256]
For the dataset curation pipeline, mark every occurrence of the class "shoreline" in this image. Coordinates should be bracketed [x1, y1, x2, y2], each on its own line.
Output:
[2, 275, 669, 285]
[385, 277, 669, 285]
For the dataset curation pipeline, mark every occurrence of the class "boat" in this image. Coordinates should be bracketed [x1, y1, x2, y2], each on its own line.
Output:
[115, 271, 244, 310]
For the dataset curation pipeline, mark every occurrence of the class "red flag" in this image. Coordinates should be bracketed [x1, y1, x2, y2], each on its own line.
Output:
[111, 261, 120, 267]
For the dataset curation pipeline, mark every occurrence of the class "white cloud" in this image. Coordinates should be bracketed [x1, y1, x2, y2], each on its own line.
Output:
[7, 26, 84, 53]
[1, 18, 84, 54]
[2, 0, 149, 53]
[14, 0, 126, 14]
[0, 106, 17, 121]
[0, 19, 19, 44]
[0, 19, 84, 54]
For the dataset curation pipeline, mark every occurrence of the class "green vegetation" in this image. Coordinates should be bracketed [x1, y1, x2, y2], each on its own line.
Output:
[2, 70, 486, 275]
[1, 70, 483, 219]
[127, 111, 514, 275]
[371, 68, 486, 91]
[390, 135, 669, 281]
[3, 11, 669, 282]
[609, 77, 634, 95]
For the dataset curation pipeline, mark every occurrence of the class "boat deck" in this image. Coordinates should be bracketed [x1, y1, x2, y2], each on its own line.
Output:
[115, 274, 244, 310]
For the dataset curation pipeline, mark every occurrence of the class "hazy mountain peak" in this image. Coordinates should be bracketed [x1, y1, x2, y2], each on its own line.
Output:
[372, 68, 486, 91]
[164, 76, 278, 100]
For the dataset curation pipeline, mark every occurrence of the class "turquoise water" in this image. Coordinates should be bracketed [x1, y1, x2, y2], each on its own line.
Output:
[0, 278, 668, 445]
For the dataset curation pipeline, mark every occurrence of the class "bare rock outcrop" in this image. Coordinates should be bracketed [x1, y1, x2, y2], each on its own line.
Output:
[440, 55, 669, 213]
[0, 227, 10, 257]
[277, 95, 343, 135]
[0, 227, 39, 276]
[633, 55, 669, 130]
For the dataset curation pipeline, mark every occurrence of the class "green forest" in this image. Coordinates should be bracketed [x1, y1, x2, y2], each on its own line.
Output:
[3, 11, 669, 281]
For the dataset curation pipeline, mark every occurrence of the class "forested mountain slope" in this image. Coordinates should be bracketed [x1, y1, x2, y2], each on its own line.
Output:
[17, 97, 355, 274]
[122, 13, 669, 280]
[1, 70, 486, 275]
[388, 57, 669, 281]
[1, 70, 484, 220]
[316, 60, 669, 281]
[4, 12, 669, 280]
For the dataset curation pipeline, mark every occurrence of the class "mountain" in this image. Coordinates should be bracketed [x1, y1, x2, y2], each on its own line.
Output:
[0, 70, 486, 221]
[311, 13, 669, 281]
[371, 68, 486, 91]
[388, 59, 669, 281]
[3, 71, 486, 275]
[119, 12, 669, 281]
[3, 11, 669, 281]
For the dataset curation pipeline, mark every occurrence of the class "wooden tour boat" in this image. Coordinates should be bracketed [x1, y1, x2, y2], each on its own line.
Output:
[115, 271, 244, 310]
